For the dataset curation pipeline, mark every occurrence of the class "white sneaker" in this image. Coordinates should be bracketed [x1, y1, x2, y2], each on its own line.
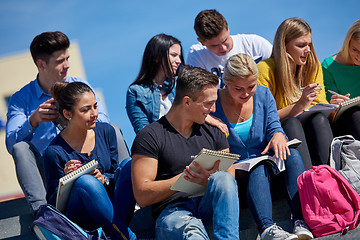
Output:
[293, 220, 314, 239]
[262, 224, 298, 240]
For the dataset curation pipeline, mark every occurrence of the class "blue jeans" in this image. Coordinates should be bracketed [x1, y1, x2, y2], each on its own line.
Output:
[247, 148, 305, 233]
[66, 158, 136, 240]
[12, 141, 46, 216]
[155, 171, 239, 240]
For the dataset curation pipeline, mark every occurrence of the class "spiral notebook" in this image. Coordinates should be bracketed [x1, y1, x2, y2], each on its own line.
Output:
[331, 96, 360, 122]
[56, 160, 98, 211]
[170, 149, 240, 195]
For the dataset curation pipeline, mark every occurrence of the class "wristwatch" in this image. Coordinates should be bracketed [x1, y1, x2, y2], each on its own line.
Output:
[104, 176, 110, 186]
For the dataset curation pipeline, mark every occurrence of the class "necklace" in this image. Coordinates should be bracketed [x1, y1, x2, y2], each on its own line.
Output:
[233, 110, 246, 122]
[233, 103, 247, 122]
[221, 90, 248, 122]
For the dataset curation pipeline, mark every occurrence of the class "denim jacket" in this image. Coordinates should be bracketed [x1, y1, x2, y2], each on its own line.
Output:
[126, 80, 176, 133]
[211, 85, 285, 162]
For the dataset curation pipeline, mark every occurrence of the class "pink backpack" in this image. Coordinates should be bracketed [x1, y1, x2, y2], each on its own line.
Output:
[297, 165, 360, 237]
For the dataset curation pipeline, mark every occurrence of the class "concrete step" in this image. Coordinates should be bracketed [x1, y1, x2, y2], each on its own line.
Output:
[2, 197, 360, 239]
[0, 198, 36, 240]
[239, 199, 293, 240]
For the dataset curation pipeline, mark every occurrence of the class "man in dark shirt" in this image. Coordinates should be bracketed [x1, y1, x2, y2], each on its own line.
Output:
[131, 66, 239, 239]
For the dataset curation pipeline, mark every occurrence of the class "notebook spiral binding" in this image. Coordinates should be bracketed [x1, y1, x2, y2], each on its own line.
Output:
[60, 159, 98, 182]
[199, 149, 239, 159]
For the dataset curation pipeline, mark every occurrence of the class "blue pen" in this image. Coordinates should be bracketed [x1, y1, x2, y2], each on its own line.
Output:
[328, 90, 340, 95]
[328, 90, 350, 97]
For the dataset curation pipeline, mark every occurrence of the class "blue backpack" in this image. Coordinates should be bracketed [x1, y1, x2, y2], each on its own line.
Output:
[32, 205, 108, 240]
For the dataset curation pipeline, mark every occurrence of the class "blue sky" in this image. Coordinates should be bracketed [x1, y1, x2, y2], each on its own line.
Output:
[0, 0, 358, 146]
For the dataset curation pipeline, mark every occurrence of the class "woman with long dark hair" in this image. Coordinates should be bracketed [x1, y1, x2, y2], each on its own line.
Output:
[126, 33, 228, 134]
[126, 33, 183, 133]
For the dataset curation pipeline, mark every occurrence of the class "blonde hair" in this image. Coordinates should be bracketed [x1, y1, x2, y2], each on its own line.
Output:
[223, 53, 258, 85]
[272, 17, 320, 104]
[339, 19, 360, 63]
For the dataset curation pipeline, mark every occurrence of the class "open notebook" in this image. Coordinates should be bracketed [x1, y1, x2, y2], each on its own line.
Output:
[171, 149, 239, 195]
[234, 138, 302, 172]
[56, 160, 98, 211]
[234, 155, 285, 172]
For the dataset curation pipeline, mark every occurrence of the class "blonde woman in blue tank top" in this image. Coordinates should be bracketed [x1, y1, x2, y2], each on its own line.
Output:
[211, 53, 313, 240]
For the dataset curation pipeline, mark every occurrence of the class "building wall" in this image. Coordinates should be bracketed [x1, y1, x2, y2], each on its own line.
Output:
[0, 42, 89, 201]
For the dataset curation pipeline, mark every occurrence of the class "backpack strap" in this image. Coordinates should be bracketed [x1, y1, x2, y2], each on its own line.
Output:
[111, 124, 130, 165]
[330, 135, 355, 170]
[343, 137, 360, 161]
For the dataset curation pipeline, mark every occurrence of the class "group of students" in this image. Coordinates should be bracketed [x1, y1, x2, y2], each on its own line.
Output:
[6, 32, 135, 239]
[5, 8, 360, 240]
[125, 9, 360, 240]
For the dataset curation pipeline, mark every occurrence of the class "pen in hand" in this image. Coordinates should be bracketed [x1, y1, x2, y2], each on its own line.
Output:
[328, 90, 350, 105]
[328, 89, 350, 97]
[300, 85, 323, 91]
[328, 90, 339, 95]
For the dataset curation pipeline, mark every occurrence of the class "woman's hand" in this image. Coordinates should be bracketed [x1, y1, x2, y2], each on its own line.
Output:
[329, 93, 350, 105]
[205, 115, 229, 137]
[183, 160, 220, 186]
[64, 160, 83, 175]
[261, 132, 290, 160]
[296, 83, 322, 110]
[89, 168, 105, 184]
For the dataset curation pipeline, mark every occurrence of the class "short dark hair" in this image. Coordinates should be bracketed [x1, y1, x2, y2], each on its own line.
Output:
[173, 65, 219, 105]
[194, 9, 228, 41]
[51, 81, 94, 119]
[30, 31, 70, 64]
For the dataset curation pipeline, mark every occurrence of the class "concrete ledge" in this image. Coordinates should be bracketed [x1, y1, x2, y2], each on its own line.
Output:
[2, 197, 360, 239]
[0, 198, 36, 240]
